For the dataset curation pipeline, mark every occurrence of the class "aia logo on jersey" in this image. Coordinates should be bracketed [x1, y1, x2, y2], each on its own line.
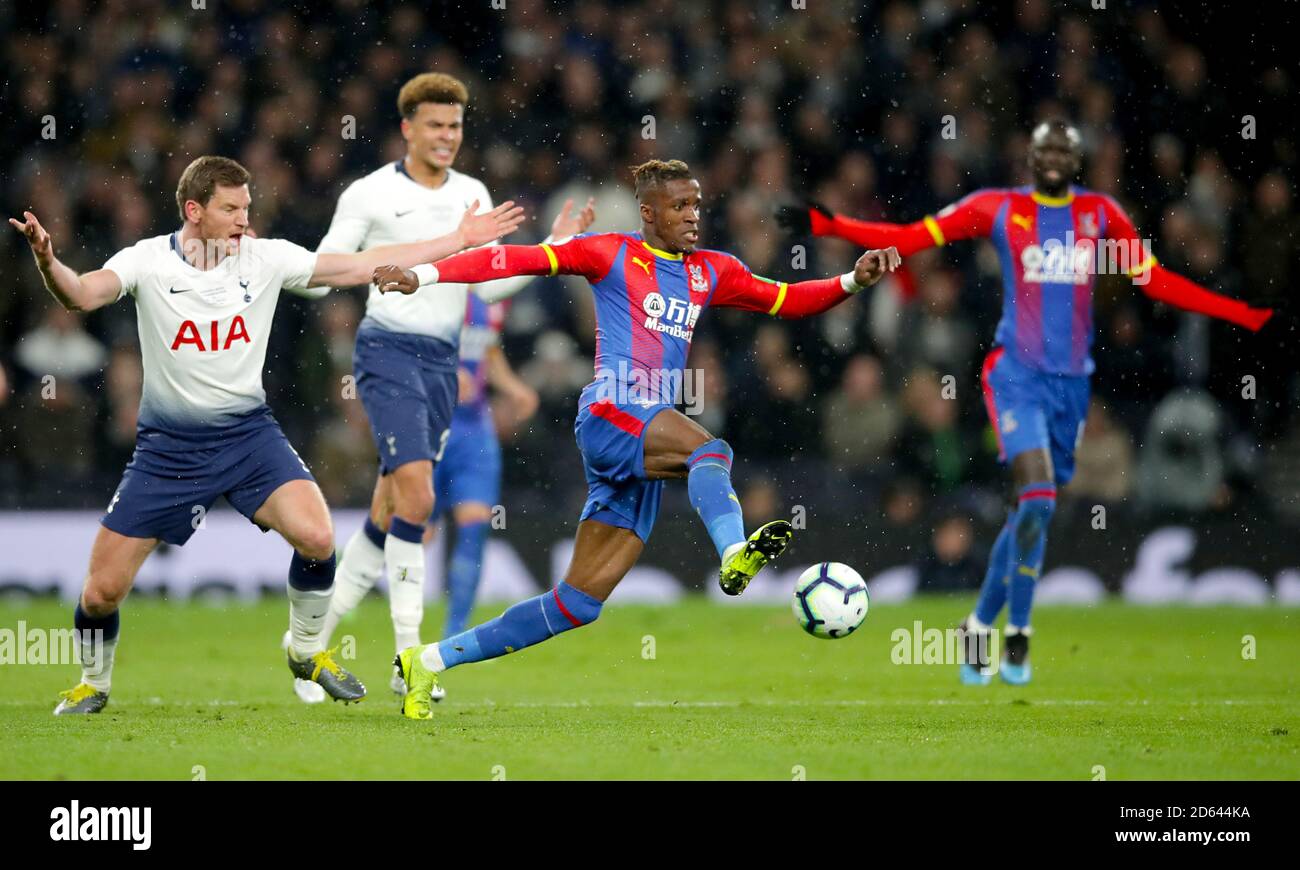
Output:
[171, 316, 252, 352]
[687, 264, 709, 295]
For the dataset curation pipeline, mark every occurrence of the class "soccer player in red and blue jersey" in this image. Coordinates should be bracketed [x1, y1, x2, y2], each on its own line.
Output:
[431, 293, 538, 640]
[778, 121, 1274, 685]
[372, 159, 901, 718]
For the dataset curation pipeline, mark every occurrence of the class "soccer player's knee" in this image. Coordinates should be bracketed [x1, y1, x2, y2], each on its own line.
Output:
[1015, 497, 1055, 550]
[82, 578, 126, 615]
[297, 525, 336, 562]
[394, 485, 434, 524]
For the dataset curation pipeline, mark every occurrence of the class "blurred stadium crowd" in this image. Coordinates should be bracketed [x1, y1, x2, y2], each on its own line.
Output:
[1, 0, 1296, 560]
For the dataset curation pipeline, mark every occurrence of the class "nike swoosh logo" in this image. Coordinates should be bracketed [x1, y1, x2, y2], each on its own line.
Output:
[395, 209, 415, 218]
[168, 287, 194, 294]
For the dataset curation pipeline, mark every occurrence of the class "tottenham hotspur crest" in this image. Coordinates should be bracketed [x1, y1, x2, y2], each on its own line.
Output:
[240, 279, 251, 303]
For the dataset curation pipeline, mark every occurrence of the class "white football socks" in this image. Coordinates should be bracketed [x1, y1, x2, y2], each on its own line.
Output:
[321, 526, 386, 644]
[287, 584, 332, 659]
[385, 533, 425, 654]
[79, 634, 117, 693]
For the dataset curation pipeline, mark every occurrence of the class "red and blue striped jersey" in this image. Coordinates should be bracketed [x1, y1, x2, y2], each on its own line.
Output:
[541, 232, 812, 409]
[928, 186, 1147, 376]
[454, 292, 505, 425]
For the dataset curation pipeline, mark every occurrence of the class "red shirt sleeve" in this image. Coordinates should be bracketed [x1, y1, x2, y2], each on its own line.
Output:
[1100, 195, 1273, 331]
[707, 253, 852, 320]
[432, 233, 618, 283]
[811, 189, 1003, 255]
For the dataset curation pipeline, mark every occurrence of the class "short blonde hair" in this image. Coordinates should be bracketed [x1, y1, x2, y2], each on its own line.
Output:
[398, 73, 469, 118]
[175, 156, 250, 221]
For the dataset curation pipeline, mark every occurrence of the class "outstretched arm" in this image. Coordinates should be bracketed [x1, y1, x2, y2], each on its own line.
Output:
[776, 191, 1002, 256]
[709, 248, 901, 319]
[309, 199, 525, 288]
[8, 211, 123, 312]
[1101, 197, 1272, 331]
[373, 233, 615, 293]
[471, 197, 598, 303]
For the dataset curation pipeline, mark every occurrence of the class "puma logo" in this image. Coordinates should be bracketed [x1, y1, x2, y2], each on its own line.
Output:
[631, 256, 653, 276]
[1011, 214, 1033, 231]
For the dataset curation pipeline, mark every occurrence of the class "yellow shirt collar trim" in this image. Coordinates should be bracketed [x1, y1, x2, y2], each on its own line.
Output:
[642, 241, 683, 260]
[1030, 190, 1075, 207]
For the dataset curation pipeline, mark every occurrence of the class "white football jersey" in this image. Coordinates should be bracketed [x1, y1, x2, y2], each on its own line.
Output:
[104, 233, 317, 429]
[317, 161, 492, 343]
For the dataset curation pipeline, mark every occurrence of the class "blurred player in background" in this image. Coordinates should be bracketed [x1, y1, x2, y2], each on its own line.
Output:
[374, 158, 901, 719]
[432, 295, 538, 640]
[778, 120, 1274, 685]
[298, 72, 594, 704]
[9, 155, 523, 714]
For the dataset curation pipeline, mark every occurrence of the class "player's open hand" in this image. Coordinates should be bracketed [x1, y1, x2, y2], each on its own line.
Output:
[551, 196, 597, 239]
[373, 265, 419, 295]
[458, 199, 526, 249]
[853, 246, 902, 287]
[8, 211, 54, 262]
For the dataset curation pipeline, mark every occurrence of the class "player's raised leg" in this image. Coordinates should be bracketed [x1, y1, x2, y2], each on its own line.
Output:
[54, 527, 157, 715]
[254, 479, 366, 702]
[395, 519, 623, 719]
[643, 409, 792, 596]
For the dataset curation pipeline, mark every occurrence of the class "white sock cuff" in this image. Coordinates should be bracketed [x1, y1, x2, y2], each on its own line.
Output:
[721, 541, 746, 565]
[419, 643, 446, 673]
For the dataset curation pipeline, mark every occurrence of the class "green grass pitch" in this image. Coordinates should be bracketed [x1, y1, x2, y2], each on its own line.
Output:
[1, 597, 1296, 779]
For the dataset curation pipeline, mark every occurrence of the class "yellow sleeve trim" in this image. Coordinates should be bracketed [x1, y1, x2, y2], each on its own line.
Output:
[768, 282, 789, 316]
[923, 215, 946, 247]
[1126, 253, 1157, 277]
[540, 243, 559, 277]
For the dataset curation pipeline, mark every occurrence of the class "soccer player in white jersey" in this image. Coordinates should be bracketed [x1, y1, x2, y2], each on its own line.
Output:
[8, 155, 524, 714]
[298, 72, 594, 703]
